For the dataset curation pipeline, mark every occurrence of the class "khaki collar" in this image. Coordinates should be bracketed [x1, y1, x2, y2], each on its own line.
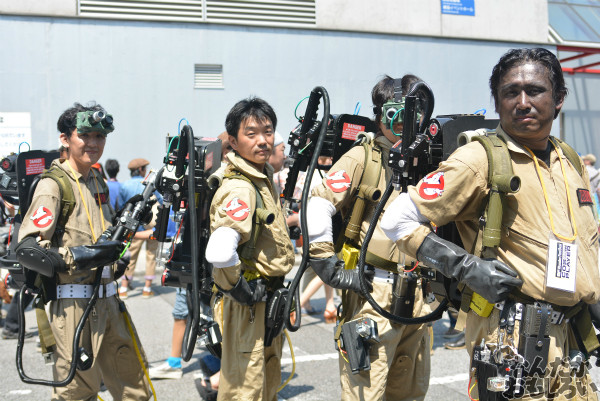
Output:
[495, 124, 560, 160]
[374, 134, 394, 152]
[226, 151, 274, 180]
[56, 159, 93, 183]
[495, 124, 536, 157]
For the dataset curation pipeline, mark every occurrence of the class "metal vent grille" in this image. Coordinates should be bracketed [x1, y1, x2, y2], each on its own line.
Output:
[194, 64, 224, 89]
[79, 0, 204, 22]
[205, 0, 315, 27]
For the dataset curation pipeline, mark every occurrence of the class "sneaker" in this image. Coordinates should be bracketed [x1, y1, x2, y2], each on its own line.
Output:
[119, 288, 128, 300]
[195, 376, 218, 401]
[443, 327, 463, 339]
[2, 329, 34, 340]
[142, 290, 154, 299]
[149, 361, 183, 379]
[444, 332, 466, 350]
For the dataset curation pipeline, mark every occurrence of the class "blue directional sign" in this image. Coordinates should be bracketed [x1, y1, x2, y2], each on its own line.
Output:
[441, 0, 475, 16]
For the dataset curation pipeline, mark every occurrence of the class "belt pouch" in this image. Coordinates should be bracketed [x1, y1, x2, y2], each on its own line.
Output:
[518, 303, 551, 376]
[264, 287, 288, 347]
[390, 272, 416, 318]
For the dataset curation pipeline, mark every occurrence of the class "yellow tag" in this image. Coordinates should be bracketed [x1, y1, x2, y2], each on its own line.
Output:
[341, 243, 359, 270]
[243, 270, 261, 282]
[469, 292, 494, 317]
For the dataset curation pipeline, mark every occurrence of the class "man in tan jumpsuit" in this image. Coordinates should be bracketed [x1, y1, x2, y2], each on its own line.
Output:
[306, 75, 431, 401]
[16, 103, 151, 400]
[205, 96, 294, 401]
[382, 48, 600, 400]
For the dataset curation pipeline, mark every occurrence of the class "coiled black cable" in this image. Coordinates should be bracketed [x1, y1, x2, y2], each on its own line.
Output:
[284, 86, 330, 332]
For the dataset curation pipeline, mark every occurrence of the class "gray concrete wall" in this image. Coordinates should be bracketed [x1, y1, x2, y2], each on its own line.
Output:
[316, 0, 548, 43]
[2, 0, 549, 44]
[1, 15, 596, 177]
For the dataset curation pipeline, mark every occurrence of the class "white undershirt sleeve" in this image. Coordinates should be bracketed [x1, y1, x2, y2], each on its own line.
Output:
[381, 192, 430, 242]
[305, 196, 336, 244]
[205, 226, 241, 268]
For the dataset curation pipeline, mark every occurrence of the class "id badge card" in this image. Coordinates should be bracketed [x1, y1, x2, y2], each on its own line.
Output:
[546, 237, 577, 293]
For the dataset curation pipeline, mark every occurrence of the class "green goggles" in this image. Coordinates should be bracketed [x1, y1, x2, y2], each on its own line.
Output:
[380, 98, 421, 137]
[76, 110, 114, 135]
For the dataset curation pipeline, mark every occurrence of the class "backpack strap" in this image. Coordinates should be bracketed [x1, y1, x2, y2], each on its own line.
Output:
[40, 166, 76, 241]
[549, 136, 584, 177]
[457, 131, 521, 329]
[222, 169, 267, 270]
[472, 132, 520, 250]
[343, 137, 383, 245]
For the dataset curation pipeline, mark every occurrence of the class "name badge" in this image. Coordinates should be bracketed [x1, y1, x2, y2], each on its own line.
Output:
[102, 265, 111, 278]
[546, 239, 577, 293]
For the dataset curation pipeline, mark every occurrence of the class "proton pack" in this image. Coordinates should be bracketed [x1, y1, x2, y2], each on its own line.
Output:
[153, 125, 223, 360]
[0, 150, 60, 290]
[357, 79, 510, 326]
[282, 87, 382, 331]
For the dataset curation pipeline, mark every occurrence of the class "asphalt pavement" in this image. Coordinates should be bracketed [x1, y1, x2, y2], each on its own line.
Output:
[1, 251, 599, 400]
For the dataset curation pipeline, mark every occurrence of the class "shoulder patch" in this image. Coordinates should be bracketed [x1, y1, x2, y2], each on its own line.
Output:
[418, 172, 445, 200]
[31, 206, 54, 228]
[325, 170, 351, 193]
[224, 198, 250, 221]
[576, 188, 593, 206]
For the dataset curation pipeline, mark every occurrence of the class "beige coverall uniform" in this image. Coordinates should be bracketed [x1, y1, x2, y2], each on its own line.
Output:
[310, 136, 431, 401]
[18, 159, 150, 401]
[210, 152, 294, 401]
[395, 126, 600, 400]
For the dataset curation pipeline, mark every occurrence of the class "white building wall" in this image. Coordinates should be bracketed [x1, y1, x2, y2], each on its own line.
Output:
[1, 0, 549, 43]
[316, 0, 548, 43]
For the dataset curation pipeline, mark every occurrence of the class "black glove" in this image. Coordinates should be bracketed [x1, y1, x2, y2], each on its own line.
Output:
[16, 236, 66, 277]
[226, 276, 267, 306]
[114, 252, 131, 281]
[69, 241, 125, 271]
[416, 233, 522, 303]
[140, 197, 156, 226]
[589, 302, 600, 329]
[309, 255, 374, 293]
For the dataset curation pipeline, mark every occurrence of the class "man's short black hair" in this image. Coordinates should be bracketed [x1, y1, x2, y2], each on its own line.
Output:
[371, 74, 422, 133]
[56, 102, 105, 138]
[490, 48, 568, 118]
[105, 159, 120, 179]
[225, 97, 277, 139]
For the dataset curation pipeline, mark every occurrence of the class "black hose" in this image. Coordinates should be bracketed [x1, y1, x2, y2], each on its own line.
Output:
[181, 125, 200, 361]
[357, 169, 448, 325]
[284, 86, 331, 332]
[407, 81, 435, 133]
[16, 267, 103, 386]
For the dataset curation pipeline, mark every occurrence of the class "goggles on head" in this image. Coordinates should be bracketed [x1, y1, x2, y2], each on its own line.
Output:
[75, 110, 114, 135]
[380, 98, 422, 137]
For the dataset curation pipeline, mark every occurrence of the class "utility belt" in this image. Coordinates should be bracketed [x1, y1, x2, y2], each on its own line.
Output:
[242, 270, 287, 347]
[56, 282, 118, 299]
[340, 243, 398, 273]
[471, 295, 599, 401]
[340, 243, 420, 322]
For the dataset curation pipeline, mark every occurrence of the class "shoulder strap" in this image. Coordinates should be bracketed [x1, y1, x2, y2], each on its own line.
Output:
[455, 131, 517, 329]
[549, 137, 584, 177]
[223, 169, 266, 269]
[91, 168, 110, 196]
[472, 132, 520, 251]
[343, 139, 383, 244]
[40, 166, 76, 235]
